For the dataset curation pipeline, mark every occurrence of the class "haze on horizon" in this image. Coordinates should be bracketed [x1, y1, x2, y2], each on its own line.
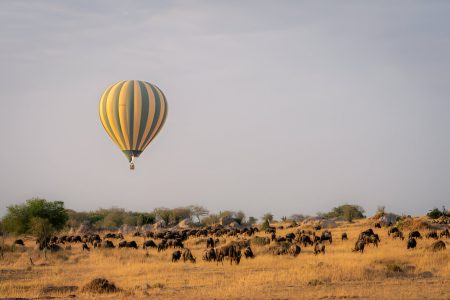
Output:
[1, 1, 449, 219]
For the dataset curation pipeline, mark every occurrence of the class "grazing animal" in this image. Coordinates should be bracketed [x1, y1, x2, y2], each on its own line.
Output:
[314, 243, 325, 255]
[374, 223, 381, 228]
[364, 234, 380, 247]
[440, 229, 449, 238]
[288, 244, 301, 257]
[431, 240, 446, 251]
[341, 233, 348, 241]
[206, 237, 215, 248]
[243, 246, 254, 258]
[172, 250, 182, 262]
[301, 235, 313, 247]
[118, 241, 138, 249]
[82, 243, 90, 251]
[409, 231, 422, 239]
[407, 238, 417, 249]
[388, 227, 400, 236]
[157, 242, 168, 252]
[216, 244, 241, 265]
[392, 231, 404, 240]
[14, 239, 25, 246]
[320, 231, 332, 244]
[202, 248, 217, 262]
[143, 240, 157, 249]
[426, 231, 438, 239]
[102, 240, 115, 248]
[353, 240, 365, 253]
[271, 232, 276, 241]
[182, 249, 196, 263]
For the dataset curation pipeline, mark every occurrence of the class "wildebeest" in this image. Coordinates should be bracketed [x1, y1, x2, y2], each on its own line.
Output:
[353, 240, 365, 253]
[288, 244, 301, 257]
[286, 233, 295, 242]
[102, 240, 115, 248]
[440, 229, 449, 238]
[82, 243, 90, 251]
[301, 235, 313, 247]
[243, 246, 254, 258]
[314, 242, 325, 255]
[118, 241, 138, 249]
[182, 249, 196, 263]
[172, 250, 182, 262]
[426, 231, 438, 239]
[392, 231, 404, 240]
[431, 240, 446, 251]
[374, 223, 381, 228]
[409, 231, 422, 239]
[157, 241, 168, 252]
[364, 234, 380, 247]
[202, 248, 217, 262]
[407, 238, 417, 249]
[388, 227, 400, 236]
[143, 240, 157, 249]
[206, 237, 215, 248]
[216, 244, 241, 265]
[320, 231, 332, 244]
[341, 233, 348, 241]
[14, 239, 25, 246]
[271, 232, 276, 241]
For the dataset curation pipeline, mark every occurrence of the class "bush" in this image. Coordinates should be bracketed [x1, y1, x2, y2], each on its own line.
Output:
[2, 198, 68, 234]
[427, 207, 447, 219]
[322, 204, 365, 222]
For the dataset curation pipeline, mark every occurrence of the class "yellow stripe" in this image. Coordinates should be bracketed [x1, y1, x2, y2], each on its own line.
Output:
[106, 81, 126, 150]
[141, 86, 166, 150]
[132, 81, 142, 149]
[118, 81, 131, 150]
[137, 82, 156, 151]
[99, 85, 122, 149]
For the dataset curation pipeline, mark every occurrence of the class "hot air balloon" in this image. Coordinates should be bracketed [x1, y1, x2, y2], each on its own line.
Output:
[99, 80, 168, 170]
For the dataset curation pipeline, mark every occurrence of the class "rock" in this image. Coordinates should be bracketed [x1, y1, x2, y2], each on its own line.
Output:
[379, 213, 400, 226]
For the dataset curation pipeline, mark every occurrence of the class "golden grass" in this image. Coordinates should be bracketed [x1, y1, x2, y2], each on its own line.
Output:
[0, 219, 448, 299]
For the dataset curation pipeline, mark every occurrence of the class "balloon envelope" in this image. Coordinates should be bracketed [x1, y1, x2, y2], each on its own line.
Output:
[99, 80, 168, 163]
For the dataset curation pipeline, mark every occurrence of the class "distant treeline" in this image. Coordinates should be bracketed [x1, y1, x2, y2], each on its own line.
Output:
[3, 198, 445, 236]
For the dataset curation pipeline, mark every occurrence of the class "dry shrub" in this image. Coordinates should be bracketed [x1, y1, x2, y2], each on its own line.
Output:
[82, 278, 120, 293]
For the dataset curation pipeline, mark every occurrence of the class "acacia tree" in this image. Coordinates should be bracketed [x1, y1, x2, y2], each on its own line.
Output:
[189, 206, 209, 223]
[262, 213, 274, 223]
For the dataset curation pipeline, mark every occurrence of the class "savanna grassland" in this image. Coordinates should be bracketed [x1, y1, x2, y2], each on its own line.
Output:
[0, 219, 448, 299]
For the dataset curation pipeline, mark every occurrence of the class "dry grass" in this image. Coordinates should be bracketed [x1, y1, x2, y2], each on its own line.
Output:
[0, 219, 448, 299]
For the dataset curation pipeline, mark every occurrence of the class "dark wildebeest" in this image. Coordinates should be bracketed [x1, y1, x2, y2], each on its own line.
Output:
[288, 244, 301, 257]
[46, 244, 62, 252]
[14, 239, 25, 246]
[158, 241, 168, 252]
[271, 232, 276, 241]
[286, 233, 295, 242]
[244, 246, 254, 259]
[182, 249, 196, 263]
[314, 225, 322, 231]
[82, 243, 90, 251]
[216, 244, 241, 265]
[388, 227, 400, 236]
[203, 248, 217, 262]
[341, 233, 348, 241]
[206, 237, 215, 248]
[172, 250, 182, 262]
[353, 240, 365, 253]
[374, 223, 381, 228]
[407, 238, 417, 249]
[431, 240, 446, 251]
[440, 229, 449, 238]
[426, 231, 438, 239]
[364, 234, 380, 247]
[314, 242, 325, 255]
[301, 235, 313, 247]
[392, 231, 404, 240]
[119, 241, 138, 249]
[102, 240, 115, 248]
[409, 231, 422, 239]
[143, 240, 157, 249]
[320, 231, 332, 244]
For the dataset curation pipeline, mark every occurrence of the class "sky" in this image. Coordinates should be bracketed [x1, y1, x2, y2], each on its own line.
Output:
[0, 1, 449, 219]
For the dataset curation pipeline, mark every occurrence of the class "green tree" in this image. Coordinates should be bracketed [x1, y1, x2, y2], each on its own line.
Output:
[246, 216, 257, 226]
[2, 198, 68, 234]
[262, 212, 274, 223]
[30, 217, 54, 247]
[261, 219, 271, 231]
[322, 204, 365, 222]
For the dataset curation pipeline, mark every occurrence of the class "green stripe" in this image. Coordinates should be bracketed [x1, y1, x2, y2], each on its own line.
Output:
[126, 80, 134, 149]
[140, 83, 161, 149]
[149, 86, 168, 143]
[112, 81, 127, 148]
[100, 85, 122, 147]
[136, 81, 149, 149]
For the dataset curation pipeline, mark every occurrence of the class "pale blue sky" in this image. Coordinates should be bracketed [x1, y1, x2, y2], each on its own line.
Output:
[1, 1, 449, 218]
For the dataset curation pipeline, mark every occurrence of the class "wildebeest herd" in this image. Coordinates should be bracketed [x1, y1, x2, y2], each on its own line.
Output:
[10, 223, 448, 264]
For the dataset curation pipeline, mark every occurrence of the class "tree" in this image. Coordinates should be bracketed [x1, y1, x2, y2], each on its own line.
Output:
[322, 204, 365, 222]
[262, 213, 274, 223]
[234, 211, 246, 225]
[153, 208, 172, 225]
[246, 216, 257, 226]
[30, 217, 54, 247]
[290, 214, 307, 221]
[261, 219, 271, 231]
[189, 206, 209, 223]
[2, 198, 68, 234]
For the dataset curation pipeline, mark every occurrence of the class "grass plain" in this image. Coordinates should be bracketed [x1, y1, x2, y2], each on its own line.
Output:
[0, 218, 448, 299]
